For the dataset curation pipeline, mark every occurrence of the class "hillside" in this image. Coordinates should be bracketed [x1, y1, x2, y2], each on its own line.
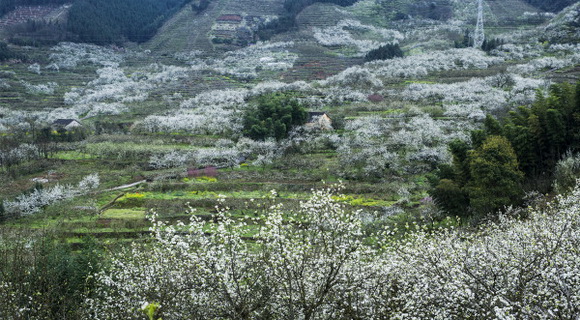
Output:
[0, 0, 580, 319]
[146, 0, 285, 53]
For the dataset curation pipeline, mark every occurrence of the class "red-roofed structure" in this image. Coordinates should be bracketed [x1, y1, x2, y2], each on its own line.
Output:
[217, 14, 243, 23]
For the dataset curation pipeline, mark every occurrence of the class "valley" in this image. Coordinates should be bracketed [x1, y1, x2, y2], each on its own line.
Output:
[1, 0, 580, 318]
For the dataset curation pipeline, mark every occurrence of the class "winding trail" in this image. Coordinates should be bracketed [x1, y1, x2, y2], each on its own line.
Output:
[104, 180, 147, 192]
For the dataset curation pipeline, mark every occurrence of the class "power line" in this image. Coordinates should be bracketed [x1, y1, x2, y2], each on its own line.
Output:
[473, 0, 485, 48]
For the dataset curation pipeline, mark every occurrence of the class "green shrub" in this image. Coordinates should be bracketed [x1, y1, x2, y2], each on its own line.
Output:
[243, 93, 307, 140]
[364, 43, 403, 62]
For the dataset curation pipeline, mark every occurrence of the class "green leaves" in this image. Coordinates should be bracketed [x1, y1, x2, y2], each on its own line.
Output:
[467, 136, 524, 215]
[242, 93, 307, 141]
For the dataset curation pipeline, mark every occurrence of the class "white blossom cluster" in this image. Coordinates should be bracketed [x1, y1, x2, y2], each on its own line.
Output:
[148, 138, 281, 169]
[321, 48, 504, 84]
[21, 81, 58, 95]
[3, 174, 100, 216]
[0, 108, 33, 132]
[134, 63, 191, 83]
[137, 108, 242, 136]
[319, 66, 383, 89]
[313, 19, 404, 57]
[0, 79, 9, 89]
[490, 43, 544, 60]
[187, 41, 298, 79]
[56, 66, 151, 121]
[27, 63, 41, 75]
[249, 80, 313, 96]
[85, 185, 370, 319]
[401, 75, 547, 117]
[508, 55, 580, 75]
[184, 89, 248, 108]
[337, 114, 466, 177]
[173, 50, 204, 62]
[49, 42, 124, 69]
[148, 147, 240, 169]
[0, 143, 40, 168]
[84, 182, 580, 319]
[137, 86, 251, 135]
[372, 48, 504, 78]
[544, 3, 580, 33]
[547, 43, 580, 53]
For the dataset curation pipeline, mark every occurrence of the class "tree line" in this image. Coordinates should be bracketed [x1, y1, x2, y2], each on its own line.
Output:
[1, 0, 189, 45]
[67, 0, 189, 45]
[0, 0, 69, 17]
[523, 0, 577, 12]
[432, 81, 580, 219]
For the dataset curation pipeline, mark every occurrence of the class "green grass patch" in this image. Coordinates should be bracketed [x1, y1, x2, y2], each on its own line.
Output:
[52, 151, 95, 160]
[101, 208, 146, 219]
[332, 195, 396, 207]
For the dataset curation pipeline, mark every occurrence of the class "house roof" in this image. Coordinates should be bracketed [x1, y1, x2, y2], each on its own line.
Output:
[217, 14, 243, 22]
[52, 119, 79, 126]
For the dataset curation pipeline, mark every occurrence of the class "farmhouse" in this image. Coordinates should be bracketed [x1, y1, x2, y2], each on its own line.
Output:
[52, 119, 82, 131]
[306, 112, 332, 130]
[216, 14, 243, 23]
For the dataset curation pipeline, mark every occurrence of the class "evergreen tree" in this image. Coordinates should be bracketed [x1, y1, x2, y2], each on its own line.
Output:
[243, 93, 307, 141]
[0, 42, 20, 61]
[467, 136, 524, 216]
[364, 43, 404, 62]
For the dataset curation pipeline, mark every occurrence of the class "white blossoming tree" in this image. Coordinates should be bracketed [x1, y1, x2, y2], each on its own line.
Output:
[85, 181, 580, 319]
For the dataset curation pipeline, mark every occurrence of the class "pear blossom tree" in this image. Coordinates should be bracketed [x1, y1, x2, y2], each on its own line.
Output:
[313, 19, 404, 57]
[84, 182, 580, 319]
[85, 185, 372, 319]
[3, 174, 100, 217]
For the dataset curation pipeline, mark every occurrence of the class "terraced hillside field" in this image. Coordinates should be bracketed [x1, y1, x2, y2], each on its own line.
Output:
[146, 0, 285, 54]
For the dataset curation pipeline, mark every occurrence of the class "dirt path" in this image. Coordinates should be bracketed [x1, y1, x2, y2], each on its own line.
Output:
[104, 180, 147, 192]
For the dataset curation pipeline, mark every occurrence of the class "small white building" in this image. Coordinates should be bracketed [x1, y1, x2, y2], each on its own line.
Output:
[52, 119, 82, 131]
[306, 112, 332, 130]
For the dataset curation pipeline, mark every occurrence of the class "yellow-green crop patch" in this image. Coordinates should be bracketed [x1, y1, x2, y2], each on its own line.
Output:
[101, 208, 146, 219]
[332, 195, 397, 207]
[118, 190, 308, 202]
[52, 151, 96, 160]
[182, 176, 218, 183]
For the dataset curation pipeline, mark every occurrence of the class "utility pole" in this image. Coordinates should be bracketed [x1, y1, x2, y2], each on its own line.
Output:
[474, 0, 485, 48]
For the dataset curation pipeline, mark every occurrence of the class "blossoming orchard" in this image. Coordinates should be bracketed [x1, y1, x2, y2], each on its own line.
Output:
[0, 0, 580, 319]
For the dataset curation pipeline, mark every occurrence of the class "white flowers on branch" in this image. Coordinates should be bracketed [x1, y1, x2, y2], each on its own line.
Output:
[313, 19, 404, 57]
[59, 65, 151, 120]
[508, 55, 580, 75]
[28, 63, 41, 75]
[21, 81, 58, 95]
[49, 42, 124, 69]
[368, 48, 504, 79]
[185, 89, 248, 108]
[0, 79, 9, 89]
[3, 174, 100, 216]
[319, 66, 383, 89]
[137, 108, 242, 136]
[86, 182, 580, 319]
[0, 143, 40, 168]
[148, 147, 241, 170]
[401, 75, 546, 117]
[86, 185, 371, 319]
[187, 42, 298, 79]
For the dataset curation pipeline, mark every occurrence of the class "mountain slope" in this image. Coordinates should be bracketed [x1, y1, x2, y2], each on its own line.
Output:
[146, 0, 285, 53]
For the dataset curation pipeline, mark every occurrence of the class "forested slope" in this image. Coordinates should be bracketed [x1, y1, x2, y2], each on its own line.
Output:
[66, 0, 189, 44]
[0, 0, 68, 17]
[524, 0, 578, 12]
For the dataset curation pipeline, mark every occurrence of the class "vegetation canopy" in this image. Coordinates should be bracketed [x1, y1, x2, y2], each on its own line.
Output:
[243, 93, 308, 141]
